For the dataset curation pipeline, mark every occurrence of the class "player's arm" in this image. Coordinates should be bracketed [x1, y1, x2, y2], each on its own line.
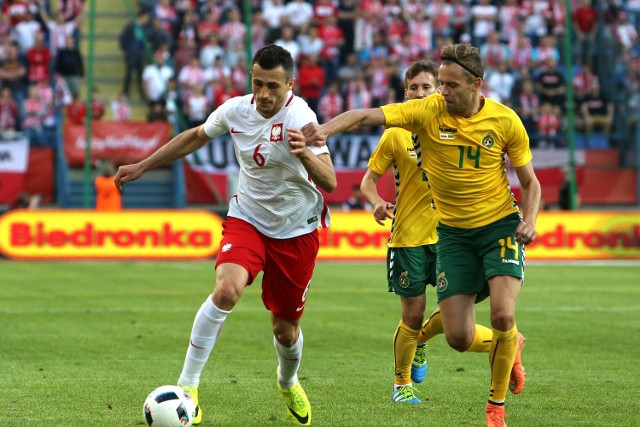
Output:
[302, 108, 386, 147]
[287, 127, 337, 193]
[360, 169, 394, 226]
[115, 125, 211, 190]
[514, 161, 541, 245]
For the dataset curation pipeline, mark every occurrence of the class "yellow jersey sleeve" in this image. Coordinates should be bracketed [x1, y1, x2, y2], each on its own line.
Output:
[381, 95, 531, 228]
[368, 127, 438, 247]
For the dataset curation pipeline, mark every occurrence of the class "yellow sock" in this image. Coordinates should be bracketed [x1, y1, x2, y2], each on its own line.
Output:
[467, 324, 493, 352]
[393, 321, 420, 385]
[417, 308, 443, 344]
[489, 325, 518, 402]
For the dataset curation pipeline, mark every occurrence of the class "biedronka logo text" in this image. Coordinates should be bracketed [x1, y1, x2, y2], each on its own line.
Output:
[0, 210, 224, 260]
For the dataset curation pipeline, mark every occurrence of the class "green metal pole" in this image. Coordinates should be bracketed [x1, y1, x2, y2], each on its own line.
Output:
[564, 0, 577, 210]
[83, 0, 97, 208]
[244, 0, 252, 93]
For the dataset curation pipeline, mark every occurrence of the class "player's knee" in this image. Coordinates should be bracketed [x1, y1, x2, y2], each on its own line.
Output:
[212, 280, 243, 309]
[445, 332, 472, 353]
[273, 326, 298, 347]
[490, 310, 515, 331]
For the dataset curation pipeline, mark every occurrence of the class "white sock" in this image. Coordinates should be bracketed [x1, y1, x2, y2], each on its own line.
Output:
[275, 329, 303, 390]
[178, 296, 230, 387]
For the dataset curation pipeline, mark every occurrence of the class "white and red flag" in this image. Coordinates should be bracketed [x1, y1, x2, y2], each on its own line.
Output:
[0, 137, 29, 203]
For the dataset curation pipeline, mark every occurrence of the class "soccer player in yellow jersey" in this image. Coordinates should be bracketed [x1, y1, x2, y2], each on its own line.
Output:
[301, 44, 541, 427]
[360, 61, 439, 404]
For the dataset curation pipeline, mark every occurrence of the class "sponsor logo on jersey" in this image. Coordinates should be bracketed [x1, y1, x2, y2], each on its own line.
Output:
[440, 133, 455, 140]
[221, 243, 232, 252]
[439, 126, 458, 133]
[270, 123, 284, 142]
[230, 127, 245, 134]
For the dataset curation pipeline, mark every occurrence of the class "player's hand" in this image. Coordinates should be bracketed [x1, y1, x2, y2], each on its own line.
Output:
[114, 163, 144, 191]
[372, 200, 394, 226]
[301, 122, 328, 147]
[515, 221, 537, 245]
[287, 127, 309, 157]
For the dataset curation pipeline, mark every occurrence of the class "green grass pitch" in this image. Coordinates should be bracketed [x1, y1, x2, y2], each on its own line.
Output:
[1, 260, 639, 426]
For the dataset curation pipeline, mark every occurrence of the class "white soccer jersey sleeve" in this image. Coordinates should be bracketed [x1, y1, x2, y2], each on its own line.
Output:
[203, 92, 331, 238]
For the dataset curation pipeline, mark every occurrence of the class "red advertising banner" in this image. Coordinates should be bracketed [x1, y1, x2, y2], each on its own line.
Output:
[63, 121, 171, 166]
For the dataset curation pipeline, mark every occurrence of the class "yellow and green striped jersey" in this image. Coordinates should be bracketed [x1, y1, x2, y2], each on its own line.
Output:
[368, 127, 438, 247]
[381, 94, 532, 228]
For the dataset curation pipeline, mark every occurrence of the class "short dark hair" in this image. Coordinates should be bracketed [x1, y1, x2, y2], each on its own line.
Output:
[405, 60, 439, 87]
[440, 43, 484, 81]
[252, 45, 294, 80]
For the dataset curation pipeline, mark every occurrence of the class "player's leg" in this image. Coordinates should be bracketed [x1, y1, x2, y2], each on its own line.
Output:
[178, 218, 266, 424]
[263, 230, 318, 425]
[388, 247, 428, 399]
[481, 213, 526, 427]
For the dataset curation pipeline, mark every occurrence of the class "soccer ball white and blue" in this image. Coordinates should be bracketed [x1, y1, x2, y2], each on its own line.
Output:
[143, 385, 196, 427]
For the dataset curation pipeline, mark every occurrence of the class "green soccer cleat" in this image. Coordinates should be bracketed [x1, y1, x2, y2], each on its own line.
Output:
[181, 385, 202, 425]
[277, 368, 311, 425]
[411, 343, 428, 383]
[392, 385, 421, 403]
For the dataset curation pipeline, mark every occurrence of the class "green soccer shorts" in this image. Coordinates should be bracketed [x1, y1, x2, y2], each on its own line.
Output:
[387, 244, 437, 297]
[435, 213, 525, 303]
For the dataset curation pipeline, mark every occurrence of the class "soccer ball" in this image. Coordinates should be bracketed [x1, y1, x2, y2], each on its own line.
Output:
[143, 385, 196, 427]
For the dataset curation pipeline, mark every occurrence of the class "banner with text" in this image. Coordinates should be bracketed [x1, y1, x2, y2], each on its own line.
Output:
[0, 137, 29, 203]
[63, 121, 171, 166]
[0, 210, 223, 260]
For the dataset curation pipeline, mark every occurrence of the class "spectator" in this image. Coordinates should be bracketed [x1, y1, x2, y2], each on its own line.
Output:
[0, 46, 27, 103]
[65, 92, 86, 124]
[285, 0, 314, 31]
[512, 79, 541, 138]
[558, 166, 580, 210]
[183, 83, 208, 129]
[142, 49, 174, 107]
[219, 8, 245, 51]
[536, 102, 562, 148]
[480, 31, 510, 74]
[313, 0, 338, 27]
[572, 0, 599, 67]
[318, 15, 344, 82]
[535, 57, 565, 111]
[9, 192, 41, 210]
[343, 184, 372, 211]
[275, 25, 301, 64]
[154, 0, 178, 35]
[573, 64, 598, 105]
[13, 10, 42, 55]
[317, 80, 344, 124]
[147, 16, 174, 53]
[110, 91, 132, 121]
[22, 84, 46, 146]
[37, 0, 78, 59]
[196, 10, 220, 43]
[614, 11, 638, 52]
[0, 87, 19, 132]
[25, 32, 51, 84]
[298, 25, 324, 59]
[177, 57, 206, 102]
[296, 53, 325, 114]
[94, 160, 122, 211]
[119, 10, 150, 100]
[55, 34, 84, 99]
[262, 0, 287, 41]
[580, 80, 614, 134]
[486, 60, 515, 104]
[90, 86, 105, 120]
[426, 0, 453, 42]
[470, 0, 498, 47]
[199, 34, 224, 69]
[337, 0, 357, 61]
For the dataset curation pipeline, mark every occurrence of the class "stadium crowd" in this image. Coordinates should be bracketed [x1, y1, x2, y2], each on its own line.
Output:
[0, 0, 638, 150]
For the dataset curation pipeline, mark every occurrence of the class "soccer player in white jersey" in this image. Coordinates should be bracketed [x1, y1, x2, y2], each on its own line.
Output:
[115, 45, 336, 426]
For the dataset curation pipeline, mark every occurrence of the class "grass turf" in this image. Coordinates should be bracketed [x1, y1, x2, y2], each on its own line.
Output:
[1, 261, 639, 426]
